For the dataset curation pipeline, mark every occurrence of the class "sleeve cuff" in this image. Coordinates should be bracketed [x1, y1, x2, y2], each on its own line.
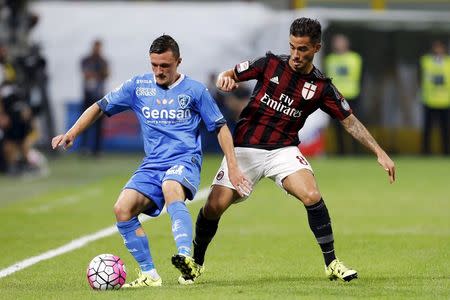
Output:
[96, 98, 111, 117]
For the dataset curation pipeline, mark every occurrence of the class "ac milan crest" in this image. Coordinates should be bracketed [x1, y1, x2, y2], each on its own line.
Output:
[216, 170, 224, 181]
[301, 82, 317, 100]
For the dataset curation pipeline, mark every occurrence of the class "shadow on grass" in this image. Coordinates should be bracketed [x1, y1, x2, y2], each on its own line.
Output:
[185, 273, 449, 297]
[201, 273, 449, 284]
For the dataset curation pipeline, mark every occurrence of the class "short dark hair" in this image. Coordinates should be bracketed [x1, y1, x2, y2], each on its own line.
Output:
[149, 35, 180, 59]
[289, 18, 322, 44]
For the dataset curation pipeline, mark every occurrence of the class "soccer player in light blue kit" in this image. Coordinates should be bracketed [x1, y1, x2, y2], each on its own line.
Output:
[52, 35, 251, 288]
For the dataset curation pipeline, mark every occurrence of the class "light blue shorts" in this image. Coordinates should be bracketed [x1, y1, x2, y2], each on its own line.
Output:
[124, 158, 200, 217]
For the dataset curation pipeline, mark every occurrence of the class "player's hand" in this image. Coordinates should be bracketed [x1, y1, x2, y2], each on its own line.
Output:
[51, 133, 75, 150]
[377, 151, 395, 184]
[228, 166, 252, 198]
[216, 76, 238, 92]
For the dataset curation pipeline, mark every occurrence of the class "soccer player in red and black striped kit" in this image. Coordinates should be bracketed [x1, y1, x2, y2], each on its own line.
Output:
[177, 17, 395, 284]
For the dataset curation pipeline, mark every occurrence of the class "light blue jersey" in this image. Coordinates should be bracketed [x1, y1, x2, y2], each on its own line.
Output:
[98, 73, 225, 168]
[97, 73, 225, 216]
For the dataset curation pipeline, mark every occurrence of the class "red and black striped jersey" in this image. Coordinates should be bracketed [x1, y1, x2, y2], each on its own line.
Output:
[233, 52, 352, 150]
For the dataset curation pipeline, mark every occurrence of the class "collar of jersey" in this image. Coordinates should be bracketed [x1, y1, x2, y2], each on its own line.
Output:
[153, 74, 185, 90]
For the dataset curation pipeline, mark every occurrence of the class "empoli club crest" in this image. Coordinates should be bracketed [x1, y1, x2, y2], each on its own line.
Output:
[178, 94, 191, 109]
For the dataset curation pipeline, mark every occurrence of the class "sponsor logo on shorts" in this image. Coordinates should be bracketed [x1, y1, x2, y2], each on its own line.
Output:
[216, 170, 224, 181]
[166, 165, 185, 176]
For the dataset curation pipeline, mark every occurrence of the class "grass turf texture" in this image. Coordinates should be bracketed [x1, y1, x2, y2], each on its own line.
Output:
[0, 154, 448, 299]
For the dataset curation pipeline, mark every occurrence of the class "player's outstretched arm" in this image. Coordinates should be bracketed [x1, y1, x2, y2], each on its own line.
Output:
[216, 124, 252, 197]
[216, 69, 239, 92]
[51, 103, 104, 151]
[340, 114, 396, 183]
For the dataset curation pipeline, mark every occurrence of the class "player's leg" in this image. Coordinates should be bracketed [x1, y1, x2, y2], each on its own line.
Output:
[193, 185, 240, 266]
[173, 185, 239, 285]
[193, 148, 261, 268]
[160, 163, 205, 281]
[282, 170, 357, 282]
[282, 170, 334, 261]
[114, 188, 162, 287]
[185, 148, 261, 284]
[266, 147, 356, 281]
[163, 180, 193, 257]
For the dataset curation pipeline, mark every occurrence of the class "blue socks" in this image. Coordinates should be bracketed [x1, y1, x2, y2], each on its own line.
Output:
[167, 201, 193, 256]
[116, 201, 192, 272]
[116, 216, 155, 272]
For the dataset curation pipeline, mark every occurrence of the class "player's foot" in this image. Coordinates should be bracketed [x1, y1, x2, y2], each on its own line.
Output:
[325, 258, 358, 282]
[122, 270, 162, 288]
[177, 264, 205, 285]
[171, 254, 204, 284]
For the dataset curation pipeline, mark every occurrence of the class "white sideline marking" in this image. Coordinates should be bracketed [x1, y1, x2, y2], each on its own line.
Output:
[0, 188, 210, 279]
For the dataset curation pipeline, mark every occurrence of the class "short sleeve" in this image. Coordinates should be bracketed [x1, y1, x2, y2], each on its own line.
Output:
[319, 82, 353, 120]
[97, 78, 134, 117]
[197, 87, 226, 132]
[234, 56, 267, 82]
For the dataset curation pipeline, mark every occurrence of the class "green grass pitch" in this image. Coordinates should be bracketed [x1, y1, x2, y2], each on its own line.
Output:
[0, 154, 448, 299]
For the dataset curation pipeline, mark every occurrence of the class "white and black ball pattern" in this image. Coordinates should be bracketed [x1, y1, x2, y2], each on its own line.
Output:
[86, 253, 126, 290]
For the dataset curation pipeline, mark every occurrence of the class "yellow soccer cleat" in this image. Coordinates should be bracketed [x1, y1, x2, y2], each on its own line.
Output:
[177, 264, 205, 285]
[171, 254, 204, 284]
[122, 270, 162, 288]
[325, 258, 358, 282]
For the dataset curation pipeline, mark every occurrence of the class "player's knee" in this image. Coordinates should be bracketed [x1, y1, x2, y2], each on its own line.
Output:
[203, 203, 223, 219]
[301, 189, 321, 206]
[113, 202, 133, 222]
[203, 185, 235, 219]
[203, 197, 225, 219]
[161, 180, 185, 200]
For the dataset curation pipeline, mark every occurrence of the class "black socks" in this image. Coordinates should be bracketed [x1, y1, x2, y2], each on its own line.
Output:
[305, 198, 336, 266]
[193, 199, 336, 267]
[192, 208, 219, 265]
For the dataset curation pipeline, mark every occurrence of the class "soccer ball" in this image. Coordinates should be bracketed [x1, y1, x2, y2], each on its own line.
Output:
[86, 254, 127, 290]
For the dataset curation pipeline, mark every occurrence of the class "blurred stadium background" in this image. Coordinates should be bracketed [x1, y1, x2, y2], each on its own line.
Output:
[1, 0, 450, 163]
[0, 1, 449, 299]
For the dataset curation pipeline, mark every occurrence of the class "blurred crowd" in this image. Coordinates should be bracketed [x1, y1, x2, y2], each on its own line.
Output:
[0, 0, 52, 176]
[1, 1, 449, 178]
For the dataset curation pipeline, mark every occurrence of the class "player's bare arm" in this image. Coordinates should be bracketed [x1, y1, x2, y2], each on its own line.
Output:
[340, 114, 396, 183]
[51, 103, 104, 150]
[216, 124, 252, 197]
[216, 69, 239, 92]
